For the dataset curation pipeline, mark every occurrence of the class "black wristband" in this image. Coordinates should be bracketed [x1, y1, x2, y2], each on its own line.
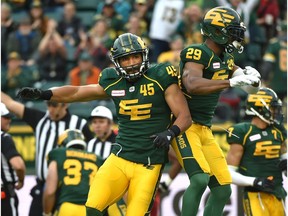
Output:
[169, 125, 181, 137]
[40, 90, 53, 100]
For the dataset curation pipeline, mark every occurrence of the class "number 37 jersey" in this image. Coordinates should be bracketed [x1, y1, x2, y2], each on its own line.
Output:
[179, 43, 235, 127]
[99, 63, 179, 165]
[48, 148, 104, 208]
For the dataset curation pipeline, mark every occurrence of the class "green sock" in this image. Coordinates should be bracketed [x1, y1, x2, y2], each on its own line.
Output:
[181, 173, 210, 216]
[203, 184, 231, 216]
[86, 206, 103, 216]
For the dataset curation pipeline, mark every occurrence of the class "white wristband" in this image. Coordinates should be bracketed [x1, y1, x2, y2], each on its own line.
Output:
[228, 165, 255, 186]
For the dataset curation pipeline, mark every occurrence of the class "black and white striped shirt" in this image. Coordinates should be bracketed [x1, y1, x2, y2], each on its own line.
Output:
[1, 131, 20, 187]
[87, 130, 117, 160]
[23, 107, 93, 181]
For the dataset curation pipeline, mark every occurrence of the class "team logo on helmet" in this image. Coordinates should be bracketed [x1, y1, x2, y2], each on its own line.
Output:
[58, 129, 87, 149]
[204, 8, 235, 27]
[201, 6, 246, 54]
[247, 92, 273, 107]
[246, 88, 283, 125]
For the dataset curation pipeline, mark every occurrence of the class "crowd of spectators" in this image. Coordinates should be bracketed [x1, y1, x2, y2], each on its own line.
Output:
[1, 0, 287, 123]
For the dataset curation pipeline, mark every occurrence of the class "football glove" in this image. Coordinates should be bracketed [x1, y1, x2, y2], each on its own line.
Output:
[244, 66, 261, 79]
[253, 176, 274, 191]
[17, 87, 52, 100]
[229, 74, 260, 87]
[150, 129, 175, 149]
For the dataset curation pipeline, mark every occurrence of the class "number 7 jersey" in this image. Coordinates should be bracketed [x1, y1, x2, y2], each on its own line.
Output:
[99, 63, 179, 165]
[179, 43, 235, 127]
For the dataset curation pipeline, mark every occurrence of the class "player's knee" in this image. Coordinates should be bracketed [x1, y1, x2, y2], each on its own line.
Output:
[211, 184, 231, 201]
[189, 173, 210, 190]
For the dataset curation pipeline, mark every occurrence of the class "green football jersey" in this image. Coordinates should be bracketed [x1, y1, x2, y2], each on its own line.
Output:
[48, 148, 104, 208]
[179, 43, 235, 127]
[226, 122, 287, 198]
[99, 63, 179, 165]
[263, 39, 287, 95]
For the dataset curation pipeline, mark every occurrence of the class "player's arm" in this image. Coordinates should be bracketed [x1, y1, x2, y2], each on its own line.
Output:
[227, 143, 274, 189]
[43, 161, 58, 215]
[10, 156, 26, 190]
[17, 84, 110, 103]
[165, 83, 192, 132]
[150, 84, 192, 149]
[182, 62, 260, 95]
[182, 62, 230, 94]
[226, 143, 256, 186]
[1, 92, 25, 118]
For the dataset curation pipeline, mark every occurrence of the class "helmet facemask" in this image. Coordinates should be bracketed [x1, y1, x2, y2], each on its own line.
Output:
[224, 23, 246, 54]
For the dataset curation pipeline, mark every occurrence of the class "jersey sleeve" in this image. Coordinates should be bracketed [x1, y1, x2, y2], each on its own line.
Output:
[151, 62, 179, 90]
[226, 123, 247, 145]
[1, 134, 21, 160]
[23, 107, 46, 129]
[48, 148, 65, 165]
[99, 67, 120, 91]
[180, 45, 211, 67]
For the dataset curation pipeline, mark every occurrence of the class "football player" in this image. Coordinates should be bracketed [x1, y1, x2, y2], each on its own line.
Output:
[172, 6, 261, 216]
[17, 33, 192, 216]
[226, 87, 287, 216]
[43, 129, 105, 216]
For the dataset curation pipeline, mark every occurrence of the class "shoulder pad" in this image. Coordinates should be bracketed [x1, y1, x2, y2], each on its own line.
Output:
[180, 44, 212, 66]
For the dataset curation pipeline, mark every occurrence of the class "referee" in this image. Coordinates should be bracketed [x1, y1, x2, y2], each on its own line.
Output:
[1, 92, 94, 216]
[1, 102, 26, 216]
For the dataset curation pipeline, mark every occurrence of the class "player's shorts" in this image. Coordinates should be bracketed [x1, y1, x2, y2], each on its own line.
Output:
[243, 191, 285, 216]
[86, 153, 163, 216]
[172, 123, 231, 185]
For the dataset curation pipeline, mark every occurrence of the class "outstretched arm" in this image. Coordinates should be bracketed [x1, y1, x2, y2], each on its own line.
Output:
[17, 84, 110, 103]
[50, 84, 109, 102]
[1, 92, 25, 118]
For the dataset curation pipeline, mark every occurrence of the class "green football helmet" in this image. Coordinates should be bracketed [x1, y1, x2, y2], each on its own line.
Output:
[58, 129, 87, 150]
[201, 6, 246, 53]
[246, 88, 283, 125]
[110, 33, 149, 82]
